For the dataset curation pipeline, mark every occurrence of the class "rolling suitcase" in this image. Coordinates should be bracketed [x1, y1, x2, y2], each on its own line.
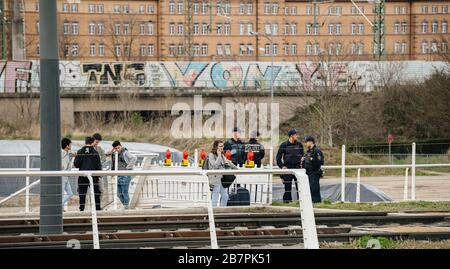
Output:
[227, 187, 250, 206]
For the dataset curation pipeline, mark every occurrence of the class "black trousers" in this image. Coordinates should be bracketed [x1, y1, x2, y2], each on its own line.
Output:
[308, 173, 322, 203]
[281, 175, 299, 203]
[78, 176, 101, 211]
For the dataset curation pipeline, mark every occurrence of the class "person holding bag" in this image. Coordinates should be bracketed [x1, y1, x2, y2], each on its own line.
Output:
[203, 140, 238, 207]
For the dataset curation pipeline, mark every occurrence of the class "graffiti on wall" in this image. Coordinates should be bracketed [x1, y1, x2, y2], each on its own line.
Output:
[0, 60, 447, 92]
[0, 61, 33, 93]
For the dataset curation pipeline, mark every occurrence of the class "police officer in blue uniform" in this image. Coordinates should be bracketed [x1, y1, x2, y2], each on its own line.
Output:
[302, 136, 324, 203]
[276, 128, 304, 203]
[224, 127, 246, 166]
[244, 131, 265, 167]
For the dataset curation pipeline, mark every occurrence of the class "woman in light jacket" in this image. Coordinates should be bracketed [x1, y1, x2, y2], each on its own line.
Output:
[206, 140, 237, 207]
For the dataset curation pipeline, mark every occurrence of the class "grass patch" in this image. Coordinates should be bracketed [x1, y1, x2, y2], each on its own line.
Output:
[322, 239, 450, 249]
[272, 201, 450, 212]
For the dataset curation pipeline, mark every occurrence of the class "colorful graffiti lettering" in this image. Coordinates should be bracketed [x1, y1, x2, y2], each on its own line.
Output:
[0, 61, 33, 93]
[210, 63, 243, 88]
[81, 63, 145, 86]
[243, 64, 282, 88]
[160, 62, 209, 87]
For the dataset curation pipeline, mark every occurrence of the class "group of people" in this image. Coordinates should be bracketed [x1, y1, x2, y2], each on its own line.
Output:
[59, 128, 323, 211]
[61, 133, 137, 211]
[204, 127, 324, 207]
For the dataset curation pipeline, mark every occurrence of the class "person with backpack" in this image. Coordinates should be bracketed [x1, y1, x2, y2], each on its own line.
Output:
[111, 141, 137, 209]
[73, 136, 102, 211]
[204, 140, 237, 207]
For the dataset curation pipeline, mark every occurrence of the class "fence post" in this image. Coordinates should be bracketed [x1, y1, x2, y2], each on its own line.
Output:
[294, 170, 319, 249]
[403, 168, 409, 201]
[341, 145, 346, 202]
[86, 174, 100, 249]
[114, 151, 119, 210]
[356, 168, 361, 203]
[194, 149, 198, 168]
[201, 172, 218, 249]
[411, 142, 416, 201]
[268, 147, 273, 204]
[25, 154, 30, 213]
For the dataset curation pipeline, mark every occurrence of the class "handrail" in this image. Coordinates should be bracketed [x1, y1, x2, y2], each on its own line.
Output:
[0, 168, 318, 250]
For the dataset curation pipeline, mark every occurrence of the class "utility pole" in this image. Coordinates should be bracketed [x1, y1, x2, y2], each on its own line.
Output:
[39, 0, 62, 235]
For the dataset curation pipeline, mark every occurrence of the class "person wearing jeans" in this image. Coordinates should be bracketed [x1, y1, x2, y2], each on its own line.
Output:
[204, 140, 237, 207]
[61, 138, 75, 208]
[111, 141, 137, 209]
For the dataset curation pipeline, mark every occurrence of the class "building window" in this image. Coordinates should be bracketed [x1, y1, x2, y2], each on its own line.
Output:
[291, 23, 297, 35]
[123, 23, 130, 35]
[264, 43, 270, 55]
[216, 44, 223, 55]
[148, 45, 155, 56]
[71, 4, 78, 13]
[443, 21, 448, 33]
[115, 44, 121, 56]
[291, 43, 297, 55]
[247, 44, 254, 55]
[224, 44, 231, 56]
[431, 41, 438, 53]
[359, 24, 364, 34]
[97, 4, 104, 13]
[402, 22, 407, 33]
[284, 23, 289, 35]
[306, 23, 312, 35]
[148, 5, 154, 14]
[89, 23, 96, 35]
[432, 21, 438, 33]
[178, 44, 184, 56]
[148, 22, 154, 35]
[113, 5, 121, 13]
[328, 43, 334, 55]
[169, 1, 175, 14]
[290, 6, 297, 15]
[306, 42, 312, 55]
[140, 24, 146, 35]
[432, 6, 438, 14]
[169, 23, 175, 35]
[239, 44, 246, 56]
[202, 1, 208, 14]
[443, 6, 448, 14]
[265, 23, 271, 35]
[272, 3, 279, 14]
[421, 41, 428, 54]
[239, 2, 245, 14]
[193, 1, 199, 14]
[247, 1, 253, 14]
[140, 44, 146, 56]
[201, 44, 208, 56]
[351, 23, 357, 35]
[37, 44, 40, 56]
[223, 1, 231, 15]
[72, 22, 79, 35]
[178, 23, 184, 35]
[98, 23, 105, 35]
[313, 24, 319, 35]
[421, 6, 428, 14]
[224, 23, 231, 35]
[328, 24, 334, 35]
[72, 44, 79, 56]
[89, 4, 95, 13]
[273, 43, 278, 56]
[115, 23, 121, 35]
[169, 44, 176, 56]
[358, 42, 364, 55]
[193, 44, 200, 56]
[306, 6, 312, 15]
[284, 43, 289, 56]
[394, 6, 401, 15]
[240, 23, 245, 35]
[193, 23, 199, 35]
[90, 44, 96, 56]
[139, 5, 145, 13]
[35, 1, 39, 11]
[36, 21, 40, 34]
[264, 2, 270, 14]
[394, 42, 401, 54]
[202, 23, 208, 35]
[394, 22, 400, 34]
[217, 24, 223, 35]
[442, 42, 448, 53]
[272, 24, 278, 35]
[401, 42, 407, 54]
[99, 44, 105, 56]
[178, 0, 183, 14]
[62, 3, 69, 12]
[336, 23, 341, 35]
[247, 23, 253, 35]
[422, 21, 428, 33]
[402, 6, 407, 14]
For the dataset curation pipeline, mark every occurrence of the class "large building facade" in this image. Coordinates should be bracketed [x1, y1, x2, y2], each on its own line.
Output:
[1, 0, 449, 61]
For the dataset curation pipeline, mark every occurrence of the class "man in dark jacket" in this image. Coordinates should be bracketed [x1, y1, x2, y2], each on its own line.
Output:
[224, 127, 246, 166]
[245, 131, 265, 167]
[276, 128, 304, 203]
[73, 136, 102, 211]
[302, 136, 324, 203]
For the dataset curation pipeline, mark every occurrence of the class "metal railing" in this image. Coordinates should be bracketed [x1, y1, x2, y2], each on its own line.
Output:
[0, 168, 318, 250]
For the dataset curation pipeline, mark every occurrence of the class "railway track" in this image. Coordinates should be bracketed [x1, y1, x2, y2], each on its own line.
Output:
[0, 211, 449, 248]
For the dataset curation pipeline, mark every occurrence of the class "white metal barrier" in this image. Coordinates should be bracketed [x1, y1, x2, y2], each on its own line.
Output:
[0, 168, 319, 249]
